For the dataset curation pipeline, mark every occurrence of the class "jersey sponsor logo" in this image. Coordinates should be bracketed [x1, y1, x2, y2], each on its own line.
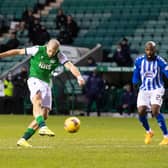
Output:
[144, 71, 155, 78]
[165, 66, 168, 70]
[39, 62, 51, 70]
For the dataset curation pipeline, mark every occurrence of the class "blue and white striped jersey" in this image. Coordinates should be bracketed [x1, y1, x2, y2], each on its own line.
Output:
[132, 55, 168, 91]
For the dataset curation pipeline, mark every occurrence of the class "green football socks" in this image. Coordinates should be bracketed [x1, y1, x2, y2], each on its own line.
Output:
[22, 128, 36, 140]
[36, 115, 46, 128]
[22, 116, 46, 140]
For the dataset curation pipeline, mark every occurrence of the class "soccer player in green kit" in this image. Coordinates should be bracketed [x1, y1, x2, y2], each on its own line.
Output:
[0, 39, 85, 147]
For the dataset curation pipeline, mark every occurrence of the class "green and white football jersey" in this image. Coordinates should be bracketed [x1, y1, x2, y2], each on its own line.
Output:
[25, 45, 68, 83]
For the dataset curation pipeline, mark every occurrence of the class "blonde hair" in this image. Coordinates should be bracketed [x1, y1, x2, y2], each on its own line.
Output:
[48, 39, 60, 48]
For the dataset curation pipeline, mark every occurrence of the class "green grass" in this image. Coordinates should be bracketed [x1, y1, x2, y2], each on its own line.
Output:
[0, 115, 168, 168]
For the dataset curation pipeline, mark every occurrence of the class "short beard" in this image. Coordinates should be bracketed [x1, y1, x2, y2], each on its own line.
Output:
[147, 55, 155, 61]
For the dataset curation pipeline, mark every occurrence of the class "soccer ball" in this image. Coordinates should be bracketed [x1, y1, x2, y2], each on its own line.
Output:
[64, 117, 80, 133]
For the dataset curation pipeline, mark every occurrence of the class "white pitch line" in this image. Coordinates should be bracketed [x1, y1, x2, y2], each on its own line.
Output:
[0, 146, 53, 150]
[84, 144, 166, 149]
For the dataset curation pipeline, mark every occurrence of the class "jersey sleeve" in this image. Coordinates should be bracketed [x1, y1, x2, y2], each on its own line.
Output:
[132, 58, 141, 84]
[57, 51, 69, 64]
[158, 56, 168, 78]
[25, 46, 39, 56]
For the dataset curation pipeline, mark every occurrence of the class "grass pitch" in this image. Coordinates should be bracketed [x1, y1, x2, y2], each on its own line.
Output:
[0, 115, 168, 168]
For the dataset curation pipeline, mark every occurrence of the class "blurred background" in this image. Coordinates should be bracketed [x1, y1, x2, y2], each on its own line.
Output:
[0, 0, 168, 116]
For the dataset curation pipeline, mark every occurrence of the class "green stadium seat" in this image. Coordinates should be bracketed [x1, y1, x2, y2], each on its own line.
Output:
[46, 0, 167, 53]
[49, 8, 57, 14]
[65, 79, 82, 95]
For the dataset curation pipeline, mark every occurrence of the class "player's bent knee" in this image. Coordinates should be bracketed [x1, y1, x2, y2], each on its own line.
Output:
[152, 110, 159, 117]
[139, 111, 146, 116]
[151, 105, 160, 117]
[138, 107, 147, 116]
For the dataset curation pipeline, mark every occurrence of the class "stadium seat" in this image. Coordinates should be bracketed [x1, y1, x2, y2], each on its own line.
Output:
[33, 0, 168, 58]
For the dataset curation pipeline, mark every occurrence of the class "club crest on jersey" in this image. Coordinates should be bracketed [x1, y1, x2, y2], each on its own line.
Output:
[39, 62, 51, 70]
[50, 59, 56, 64]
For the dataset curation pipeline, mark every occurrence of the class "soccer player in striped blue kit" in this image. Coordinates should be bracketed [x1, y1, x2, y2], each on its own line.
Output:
[132, 41, 168, 145]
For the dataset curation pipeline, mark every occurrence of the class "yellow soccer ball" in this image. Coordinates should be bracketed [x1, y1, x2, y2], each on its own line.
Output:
[64, 117, 80, 133]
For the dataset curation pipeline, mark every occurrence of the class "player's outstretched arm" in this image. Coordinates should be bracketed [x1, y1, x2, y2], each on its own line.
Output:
[64, 61, 85, 86]
[0, 49, 25, 59]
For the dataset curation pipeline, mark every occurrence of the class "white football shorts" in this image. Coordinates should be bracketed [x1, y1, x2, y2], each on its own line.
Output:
[27, 77, 52, 109]
[137, 87, 165, 109]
